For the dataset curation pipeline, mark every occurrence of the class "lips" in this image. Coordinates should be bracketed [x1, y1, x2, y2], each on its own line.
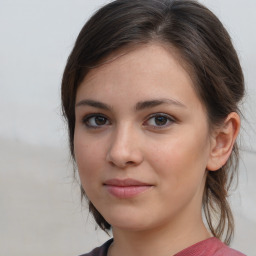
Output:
[103, 178, 153, 199]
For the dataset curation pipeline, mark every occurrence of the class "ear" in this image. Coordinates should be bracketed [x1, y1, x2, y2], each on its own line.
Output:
[207, 112, 240, 171]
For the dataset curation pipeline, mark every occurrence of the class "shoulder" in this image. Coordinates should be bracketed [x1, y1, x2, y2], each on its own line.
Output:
[175, 237, 246, 256]
[214, 242, 246, 256]
[204, 238, 246, 256]
[210, 238, 246, 256]
[79, 239, 113, 256]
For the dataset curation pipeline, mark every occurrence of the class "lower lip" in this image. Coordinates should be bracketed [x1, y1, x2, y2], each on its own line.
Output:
[105, 185, 152, 199]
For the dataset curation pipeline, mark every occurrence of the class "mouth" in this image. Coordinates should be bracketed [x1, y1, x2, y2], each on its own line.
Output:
[103, 178, 153, 199]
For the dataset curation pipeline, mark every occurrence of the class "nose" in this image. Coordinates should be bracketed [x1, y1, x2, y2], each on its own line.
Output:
[106, 125, 144, 168]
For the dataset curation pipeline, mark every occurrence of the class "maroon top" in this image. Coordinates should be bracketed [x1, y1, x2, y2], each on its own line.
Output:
[79, 237, 246, 256]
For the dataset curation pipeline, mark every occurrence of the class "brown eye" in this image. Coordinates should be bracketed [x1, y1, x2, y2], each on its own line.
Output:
[83, 114, 110, 128]
[144, 113, 175, 128]
[154, 116, 168, 126]
[94, 116, 107, 125]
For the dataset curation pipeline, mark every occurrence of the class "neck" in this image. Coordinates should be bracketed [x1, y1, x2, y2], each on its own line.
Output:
[109, 216, 210, 256]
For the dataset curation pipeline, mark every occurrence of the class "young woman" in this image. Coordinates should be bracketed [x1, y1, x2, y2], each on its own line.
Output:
[61, 0, 245, 255]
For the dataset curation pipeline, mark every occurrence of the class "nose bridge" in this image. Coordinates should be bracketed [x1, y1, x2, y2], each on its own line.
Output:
[107, 122, 143, 167]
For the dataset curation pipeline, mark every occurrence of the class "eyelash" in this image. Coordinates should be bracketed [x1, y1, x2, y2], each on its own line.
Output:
[143, 113, 176, 129]
[82, 113, 176, 129]
[82, 113, 110, 129]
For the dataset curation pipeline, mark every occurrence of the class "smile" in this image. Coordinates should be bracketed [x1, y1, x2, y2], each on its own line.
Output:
[103, 179, 153, 199]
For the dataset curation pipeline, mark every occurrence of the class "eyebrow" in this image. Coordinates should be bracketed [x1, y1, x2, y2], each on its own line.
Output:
[135, 98, 186, 110]
[76, 99, 111, 110]
[75, 98, 186, 110]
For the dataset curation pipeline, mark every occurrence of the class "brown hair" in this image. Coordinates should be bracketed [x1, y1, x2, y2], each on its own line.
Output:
[61, 0, 244, 244]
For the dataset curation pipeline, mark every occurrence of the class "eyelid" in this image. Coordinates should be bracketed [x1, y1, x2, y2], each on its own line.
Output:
[146, 112, 176, 121]
[82, 113, 111, 128]
[143, 113, 176, 128]
[81, 112, 176, 129]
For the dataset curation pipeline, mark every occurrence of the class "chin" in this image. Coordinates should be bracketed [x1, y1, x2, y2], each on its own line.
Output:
[101, 207, 158, 232]
[109, 219, 151, 232]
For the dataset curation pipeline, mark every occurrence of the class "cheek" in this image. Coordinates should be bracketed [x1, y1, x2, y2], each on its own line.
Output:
[74, 132, 105, 187]
[146, 135, 209, 215]
[147, 132, 210, 187]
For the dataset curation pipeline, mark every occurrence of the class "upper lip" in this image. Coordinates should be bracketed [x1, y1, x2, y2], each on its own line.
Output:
[103, 178, 151, 187]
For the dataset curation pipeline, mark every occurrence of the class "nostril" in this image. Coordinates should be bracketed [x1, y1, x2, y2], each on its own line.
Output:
[126, 161, 135, 165]
[106, 143, 144, 168]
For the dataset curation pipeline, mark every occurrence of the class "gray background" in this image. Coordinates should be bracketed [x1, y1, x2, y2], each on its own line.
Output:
[0, 0, 255, 255]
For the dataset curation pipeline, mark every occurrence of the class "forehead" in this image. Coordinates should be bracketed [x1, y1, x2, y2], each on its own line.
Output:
[84, 42, 189, 79]
[76, 43, 203, 111]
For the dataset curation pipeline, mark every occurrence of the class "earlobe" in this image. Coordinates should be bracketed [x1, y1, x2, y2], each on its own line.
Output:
[207, 112, 240, 171]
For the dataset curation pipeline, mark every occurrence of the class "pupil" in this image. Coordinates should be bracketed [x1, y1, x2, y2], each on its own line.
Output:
[155, 116, 167, 126]
[95, 116, 106, 125]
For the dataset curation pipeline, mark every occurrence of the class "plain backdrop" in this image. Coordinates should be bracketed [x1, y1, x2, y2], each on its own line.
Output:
[0, 0, 255, 255]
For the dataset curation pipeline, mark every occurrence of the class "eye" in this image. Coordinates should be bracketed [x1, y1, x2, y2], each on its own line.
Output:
[83, 114, 110, 128]
[144, 113, 175, 128]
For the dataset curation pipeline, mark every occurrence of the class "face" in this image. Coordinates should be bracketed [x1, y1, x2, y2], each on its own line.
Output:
[74, 44, 212, 232]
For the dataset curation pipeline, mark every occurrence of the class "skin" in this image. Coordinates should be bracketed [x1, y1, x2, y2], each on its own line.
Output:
[74, 43, 240, 256]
